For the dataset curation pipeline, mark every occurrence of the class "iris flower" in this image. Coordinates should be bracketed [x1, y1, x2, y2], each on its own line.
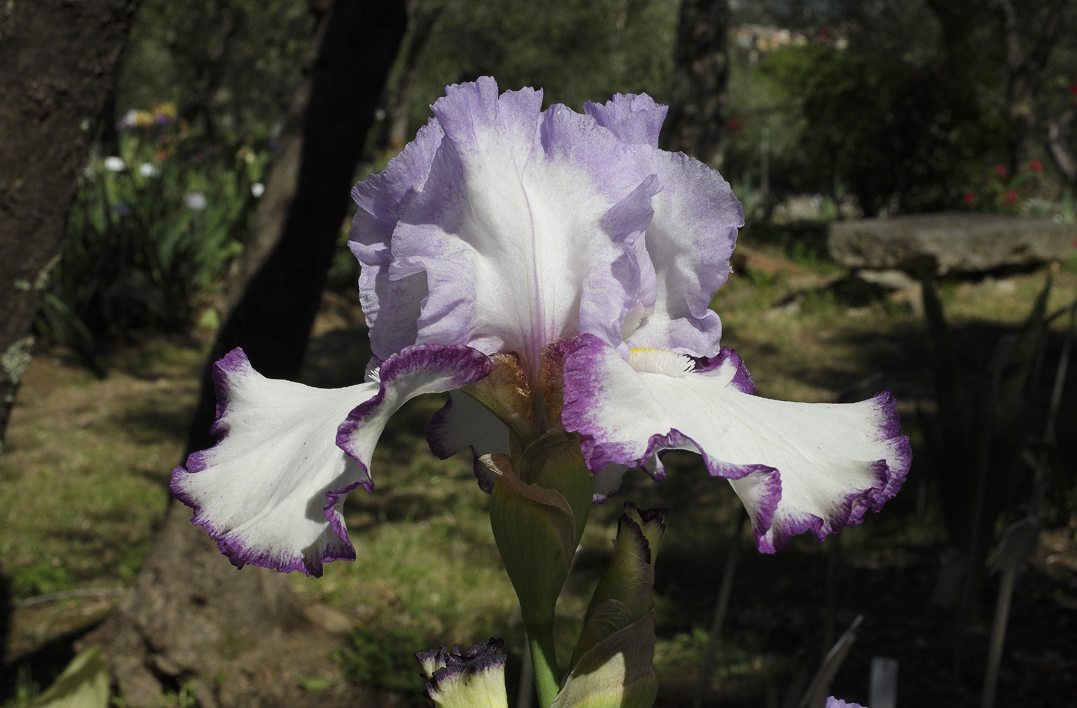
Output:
[172, 77, 909, 576]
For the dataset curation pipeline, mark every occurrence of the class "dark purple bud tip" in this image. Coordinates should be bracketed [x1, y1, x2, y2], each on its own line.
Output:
[417, 638, 507, 694]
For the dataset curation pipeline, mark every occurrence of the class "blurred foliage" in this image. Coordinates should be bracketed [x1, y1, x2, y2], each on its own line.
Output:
[118, 0, 315, 141]
[398, 0, 678, 130]
[41, 0, 1076, 350]
[917, 273, 1060, 618]
[37, 118, 270, 360]
[723, 0, 1077, 216]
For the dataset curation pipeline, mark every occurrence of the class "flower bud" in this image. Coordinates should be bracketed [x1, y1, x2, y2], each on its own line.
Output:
[416, 639, 508, 708]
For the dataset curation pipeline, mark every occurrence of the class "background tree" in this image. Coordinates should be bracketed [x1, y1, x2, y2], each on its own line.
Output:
[386, 0, 450, 147]
[663, 0, 731, 166]
[0, 0, 142, 461]
[395, 0, 677, 136]
[119, 0, 316, 140]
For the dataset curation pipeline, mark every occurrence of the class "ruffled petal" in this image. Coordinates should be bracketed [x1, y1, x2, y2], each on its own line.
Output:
[381, 77, 657, 374]
[584, 93, 669, 148]
[336, 344, 494, 484]
[171, 348, 379, 576]
[625, 150, 742, 357]
[172, 345, 492, 577]
[350, 120, 443, 360]
[560, 335, 911, 553]
[584, 94, 743, 357]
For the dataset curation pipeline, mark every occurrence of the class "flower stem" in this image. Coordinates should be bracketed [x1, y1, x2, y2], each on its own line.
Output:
[527, 623, 561, 708]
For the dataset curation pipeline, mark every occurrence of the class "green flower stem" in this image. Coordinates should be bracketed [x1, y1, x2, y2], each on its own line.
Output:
[527, 623, 561, 708]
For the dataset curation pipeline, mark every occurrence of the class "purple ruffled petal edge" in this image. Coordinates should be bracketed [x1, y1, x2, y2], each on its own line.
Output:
[170, 348, 358, 576]
[335, 344, 495, 486]
[560, 334, 912, 553]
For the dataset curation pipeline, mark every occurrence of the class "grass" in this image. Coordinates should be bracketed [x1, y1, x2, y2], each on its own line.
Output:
[3, 227, 1077, 706]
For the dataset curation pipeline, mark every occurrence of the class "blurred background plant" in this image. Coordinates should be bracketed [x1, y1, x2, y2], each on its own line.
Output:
[35, 111, 269, 365]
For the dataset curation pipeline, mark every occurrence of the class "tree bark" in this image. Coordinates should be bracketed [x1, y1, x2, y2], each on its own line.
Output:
[75, 1, 408, 705]
[0, 0, 141, 465]
[387, 0, 447, 147]
[662, 0, 730, 167]
[993, 0, 1061, 173]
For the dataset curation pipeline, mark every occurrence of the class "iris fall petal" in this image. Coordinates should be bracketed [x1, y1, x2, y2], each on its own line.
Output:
[171, 348, 378, 576]
[560, 335, 910, 552]
[172, 345, 491, 576]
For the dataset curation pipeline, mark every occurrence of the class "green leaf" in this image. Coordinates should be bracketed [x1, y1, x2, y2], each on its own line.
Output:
[31, 646, 109, 708]
[552, 612, 658, 708]
[524, 432, 595, 550]
[993, 276, 1051, 431]
[572, 505, 665, 666]
[488, 455, 576, 630]
[566, 504, 665, 699]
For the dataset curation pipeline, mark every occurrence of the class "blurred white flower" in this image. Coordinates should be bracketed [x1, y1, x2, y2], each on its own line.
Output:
[119, 108, 155, 129]
[184, 192, 208, 211]
[139, 163, 158, 178]
[251, 182, 265, 198]
[103, 156, 126, 172]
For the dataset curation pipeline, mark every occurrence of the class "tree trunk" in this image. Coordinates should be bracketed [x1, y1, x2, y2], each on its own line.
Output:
[387, 0, 447, 147]
[993, 0, 1067, 173]
[74, 1, 408, 705]
[0, 0, 141, 465]
[662, 0, 730, 167]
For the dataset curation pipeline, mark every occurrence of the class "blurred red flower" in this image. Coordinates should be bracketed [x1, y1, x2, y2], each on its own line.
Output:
[1028, 160, 1043, 173]
[964, 191, 975, 204]
[729, 117, 740, 130]
[1005, 190, 1017, 204]
[995, 164, 1006, 176]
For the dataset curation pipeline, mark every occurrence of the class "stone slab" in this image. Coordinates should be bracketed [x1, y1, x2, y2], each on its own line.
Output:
[827, 213, 1076, 273]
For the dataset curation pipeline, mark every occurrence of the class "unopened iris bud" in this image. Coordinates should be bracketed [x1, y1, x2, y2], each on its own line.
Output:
[553, 503, 666, 708]
[416, 639, 508, 708]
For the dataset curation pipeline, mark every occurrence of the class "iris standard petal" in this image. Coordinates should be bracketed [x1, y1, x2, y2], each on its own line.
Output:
[351, 119, 443, 360]
[585, 94, 743, 357]
[170, 348, 380, 576]
[380, 77, 658, 374]
[560, 335, 910, 552]
[627, 150, 742, 357]
[584, 92, 668, 149]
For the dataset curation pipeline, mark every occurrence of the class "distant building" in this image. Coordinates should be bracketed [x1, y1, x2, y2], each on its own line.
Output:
[732, 24, 847, 62]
